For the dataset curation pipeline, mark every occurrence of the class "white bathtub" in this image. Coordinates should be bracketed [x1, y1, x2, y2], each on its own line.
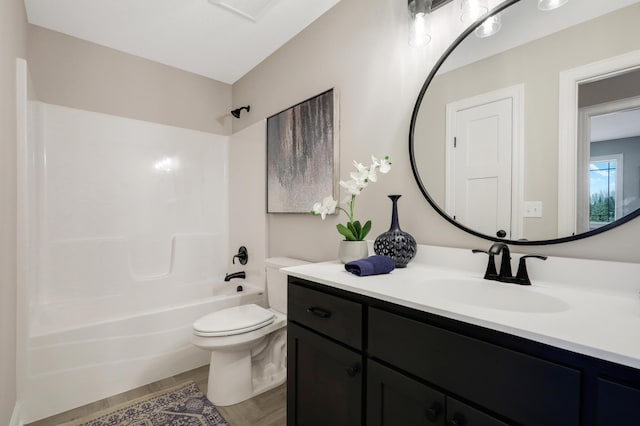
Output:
[24, 281, 264, 423]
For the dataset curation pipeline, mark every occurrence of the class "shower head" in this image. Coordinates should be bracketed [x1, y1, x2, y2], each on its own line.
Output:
[230, 105, 250, 118]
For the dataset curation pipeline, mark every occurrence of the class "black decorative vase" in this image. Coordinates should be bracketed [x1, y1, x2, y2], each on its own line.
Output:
[374, 195, 417, 268]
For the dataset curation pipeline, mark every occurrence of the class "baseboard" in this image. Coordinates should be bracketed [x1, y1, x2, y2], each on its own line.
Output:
[9, 402, 24, 426]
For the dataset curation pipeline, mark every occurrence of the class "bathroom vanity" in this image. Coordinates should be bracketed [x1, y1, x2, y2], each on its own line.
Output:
[285, 246, 640, 426]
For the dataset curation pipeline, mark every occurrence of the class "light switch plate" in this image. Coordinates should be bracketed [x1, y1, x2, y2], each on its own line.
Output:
[524, 201, 543, 218]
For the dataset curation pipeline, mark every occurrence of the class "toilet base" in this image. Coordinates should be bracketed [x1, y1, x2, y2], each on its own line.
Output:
[206, 328, 287, 406]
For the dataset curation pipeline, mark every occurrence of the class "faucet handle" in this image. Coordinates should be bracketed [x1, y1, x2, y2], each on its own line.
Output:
[515, 255, 548, 285]
[472, 249, 499, 280]
[233, 246, 248, 265]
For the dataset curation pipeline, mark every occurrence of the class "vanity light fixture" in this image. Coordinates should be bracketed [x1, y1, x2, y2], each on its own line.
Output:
[460, 0, 488, 25]
[538, 0, 568, 11]
[408, 0, 432, 47]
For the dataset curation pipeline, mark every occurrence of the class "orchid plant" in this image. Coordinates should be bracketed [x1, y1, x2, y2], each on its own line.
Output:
[311, 155, 391, 241]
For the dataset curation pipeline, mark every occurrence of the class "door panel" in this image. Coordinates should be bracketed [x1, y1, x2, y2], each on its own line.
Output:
[287, 322, 362, 426]
[367, 360, 445, 426]
[451, 98, 513, 238]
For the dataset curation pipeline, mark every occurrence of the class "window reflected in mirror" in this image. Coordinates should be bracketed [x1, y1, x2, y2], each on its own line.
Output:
[578, 72, 640, 234]
[589, 157, 620, 230]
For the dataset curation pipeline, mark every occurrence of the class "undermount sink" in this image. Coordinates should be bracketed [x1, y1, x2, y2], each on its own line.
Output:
[423, 277, 570, 313]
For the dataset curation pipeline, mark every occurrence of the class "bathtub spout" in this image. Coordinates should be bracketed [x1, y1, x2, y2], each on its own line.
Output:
[224, 271, 246, 282]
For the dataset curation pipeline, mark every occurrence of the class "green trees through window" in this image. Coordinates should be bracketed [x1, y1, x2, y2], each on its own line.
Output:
[589, 159, 618, 226]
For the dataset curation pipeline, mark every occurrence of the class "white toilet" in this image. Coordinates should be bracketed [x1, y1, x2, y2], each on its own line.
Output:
[191, 257, 308, 406]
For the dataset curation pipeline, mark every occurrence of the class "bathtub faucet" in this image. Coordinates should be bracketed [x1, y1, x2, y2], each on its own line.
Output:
[224, 271, 246, 282]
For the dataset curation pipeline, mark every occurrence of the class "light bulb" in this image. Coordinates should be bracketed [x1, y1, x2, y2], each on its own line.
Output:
[409, 13, 431, 47]
[474, 14, 501, 38]
[461, 0, 488, 24]
[538, 0, 568, 11]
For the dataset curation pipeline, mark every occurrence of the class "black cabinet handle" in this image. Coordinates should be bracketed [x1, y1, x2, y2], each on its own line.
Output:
[496, 229, 507, 238]
[346, 363, 360, 377]
[307, 306, 331, 319]
[424, 402, 442, 422]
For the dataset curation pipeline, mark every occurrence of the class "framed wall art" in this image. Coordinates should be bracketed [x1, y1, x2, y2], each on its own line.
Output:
[266, 88, 339, 213]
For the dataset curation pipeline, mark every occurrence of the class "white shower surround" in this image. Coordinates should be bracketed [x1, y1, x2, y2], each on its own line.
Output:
[22, 102, 251, 422]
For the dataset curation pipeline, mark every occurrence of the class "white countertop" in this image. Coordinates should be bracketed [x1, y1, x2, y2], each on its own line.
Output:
[283, 245, 640, 369]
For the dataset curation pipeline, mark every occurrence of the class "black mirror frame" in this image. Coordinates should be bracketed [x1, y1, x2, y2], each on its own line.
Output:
[408, 0, 640, 245]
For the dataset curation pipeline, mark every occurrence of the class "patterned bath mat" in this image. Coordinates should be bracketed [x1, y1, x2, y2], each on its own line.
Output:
[60, 381, 229, 426]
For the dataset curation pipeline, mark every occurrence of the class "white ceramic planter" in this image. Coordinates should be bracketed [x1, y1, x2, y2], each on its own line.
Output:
[338, 240, 369, 264]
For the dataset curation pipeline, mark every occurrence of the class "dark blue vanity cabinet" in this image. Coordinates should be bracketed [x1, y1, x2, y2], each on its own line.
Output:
[287, 276, 640, 426]
[287, 282, 364, 426]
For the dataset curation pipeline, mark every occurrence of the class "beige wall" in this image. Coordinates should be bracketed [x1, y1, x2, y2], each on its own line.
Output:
[0, 0, 28, 422]
[233, 0, 640, 263]
[415, 3, 640, 241]
[28, 25, 232, 135]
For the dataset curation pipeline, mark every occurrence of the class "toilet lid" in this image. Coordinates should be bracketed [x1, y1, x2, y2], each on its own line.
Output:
[193, 304, 276, 337]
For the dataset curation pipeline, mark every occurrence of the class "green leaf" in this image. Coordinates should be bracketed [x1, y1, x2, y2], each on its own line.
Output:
[337, 224, 357, 241]
[347, 221, 357, 237]
[360, 220, 372, 240]
[352, 221, 362, 239]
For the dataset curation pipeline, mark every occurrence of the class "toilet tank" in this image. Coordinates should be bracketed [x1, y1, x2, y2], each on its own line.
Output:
[265, 257, 309, 314]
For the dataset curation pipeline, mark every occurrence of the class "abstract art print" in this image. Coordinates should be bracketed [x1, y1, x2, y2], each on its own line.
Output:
[267, 89, 338, 213]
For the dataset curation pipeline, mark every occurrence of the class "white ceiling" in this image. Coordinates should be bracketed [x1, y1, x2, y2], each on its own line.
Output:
[24, 0, 341, 84]
[591, 108, 640, 142]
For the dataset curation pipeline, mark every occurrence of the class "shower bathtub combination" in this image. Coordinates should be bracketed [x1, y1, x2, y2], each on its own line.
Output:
[21, 102, 254, 422]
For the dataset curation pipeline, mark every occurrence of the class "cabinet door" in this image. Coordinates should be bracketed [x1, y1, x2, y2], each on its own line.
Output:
[368, 360, 445, 426]
[369, 307, 580, 426]
[447, 397, 510, 426]
[596, 378, 640, 426]
[287, 322, 362, 426]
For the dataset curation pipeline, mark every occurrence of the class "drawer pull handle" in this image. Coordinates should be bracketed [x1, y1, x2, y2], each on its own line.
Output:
[346, 363, 360, 377]
[307, 307, 332, 319]
[425, 403, 442, 422]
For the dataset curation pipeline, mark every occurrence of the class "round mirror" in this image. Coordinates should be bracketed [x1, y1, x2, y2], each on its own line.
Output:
[410, 0, 640, 244]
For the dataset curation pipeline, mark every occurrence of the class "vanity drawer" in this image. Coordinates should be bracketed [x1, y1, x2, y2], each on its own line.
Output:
[368, 307, 581, 426]
[288, 282, 363, 350]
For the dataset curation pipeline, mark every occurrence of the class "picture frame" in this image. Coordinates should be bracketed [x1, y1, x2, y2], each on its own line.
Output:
[266, 88, 339, 213]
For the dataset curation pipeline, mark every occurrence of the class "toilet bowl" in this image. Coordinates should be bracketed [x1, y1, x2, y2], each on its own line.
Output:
[191, 257, 308, 406]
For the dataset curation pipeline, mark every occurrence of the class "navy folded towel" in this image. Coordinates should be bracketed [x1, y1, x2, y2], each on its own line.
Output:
[345, 255, 395, 276]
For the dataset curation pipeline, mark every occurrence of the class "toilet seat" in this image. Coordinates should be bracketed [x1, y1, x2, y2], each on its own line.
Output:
[193, 304, 275, 337]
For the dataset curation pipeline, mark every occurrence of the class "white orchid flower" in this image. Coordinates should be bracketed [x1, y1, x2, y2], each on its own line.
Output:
[311, 196, 337, 219]
[372, 155, 392, 174]
[349, 170, 369, 188]
[365, 165, 378, 183]
[340, 178, 362, 195]
[353, 160, 367, 172]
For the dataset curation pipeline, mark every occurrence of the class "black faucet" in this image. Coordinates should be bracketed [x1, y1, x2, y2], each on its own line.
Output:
[224, 271, 246, 282]
[489, 242, 513, 281]
[473, 243, 547, 285]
